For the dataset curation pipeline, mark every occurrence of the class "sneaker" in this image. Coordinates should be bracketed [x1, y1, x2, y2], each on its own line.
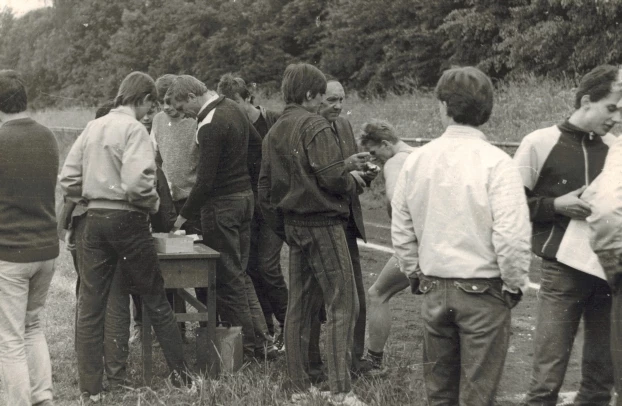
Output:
[274, 331, 285, 352]
[327, 391, 368, 406]
[80, 392, 103, 405]
[129, 326, 141, 344]
[351, 358, 389, 379]
[254, 345, 279, 361]
[291, 387, 329, 403]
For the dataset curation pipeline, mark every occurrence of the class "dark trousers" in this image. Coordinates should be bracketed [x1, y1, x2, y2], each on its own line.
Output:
[131, 292, 186, 333]
[284, 222, 358, 394]
[308, 218, 365, 370]
[596, 250, 622, 406]
[419, 275, 511, 406]
[199, 190, 263, 356]
[247, 204, 288, 336]
[77, 209, 186, 395]
[71, 214, 131, 386]
[525, 259, 613, 406]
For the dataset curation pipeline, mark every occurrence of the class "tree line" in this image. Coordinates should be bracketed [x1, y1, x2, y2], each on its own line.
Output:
[0, 0, 621, 109]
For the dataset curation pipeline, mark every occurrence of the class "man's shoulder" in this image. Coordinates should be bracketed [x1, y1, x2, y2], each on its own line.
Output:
[520, 125, 561, 146]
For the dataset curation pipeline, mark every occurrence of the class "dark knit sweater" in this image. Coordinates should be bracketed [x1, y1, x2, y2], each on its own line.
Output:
[0, 118, 59, 262]
[180, 96, 252, 219]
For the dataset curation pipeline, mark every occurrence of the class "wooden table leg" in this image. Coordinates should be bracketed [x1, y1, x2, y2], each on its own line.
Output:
[141, 301, 153, 385]
[207, 266, 218, 378]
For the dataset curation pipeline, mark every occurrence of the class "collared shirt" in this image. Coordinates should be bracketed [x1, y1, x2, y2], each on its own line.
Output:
[391, 125, 531, 292]
[585, 135, 622, 252]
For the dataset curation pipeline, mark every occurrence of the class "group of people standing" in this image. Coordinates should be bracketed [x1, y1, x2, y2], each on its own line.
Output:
[3, 60, 622, 406]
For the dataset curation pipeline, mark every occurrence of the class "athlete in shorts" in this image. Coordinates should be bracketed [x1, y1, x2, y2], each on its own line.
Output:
[359, 119, 415, 373]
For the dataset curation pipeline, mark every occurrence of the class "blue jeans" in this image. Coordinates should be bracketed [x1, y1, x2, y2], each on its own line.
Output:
[525, 259, 613, 406]
[77, 209, 187, 395]
[0, 259, 56, 406]
[419, 275, 511, 406]
[284, 222, 358, 394]
[199, 190, 268, 356]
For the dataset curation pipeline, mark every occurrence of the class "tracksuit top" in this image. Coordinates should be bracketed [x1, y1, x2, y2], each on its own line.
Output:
[513, 120, 615, 259]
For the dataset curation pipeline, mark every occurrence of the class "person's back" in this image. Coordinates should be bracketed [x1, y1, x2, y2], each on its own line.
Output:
[391, 67, 530, 406]
[0, 117, 59, 262]
[398, 133, 524, 279]
[0, 69, 59, 406]
[64, 108, 159, 213]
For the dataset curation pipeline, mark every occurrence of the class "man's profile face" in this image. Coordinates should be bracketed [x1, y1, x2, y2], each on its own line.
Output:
[170, 94, 200, 118]
[361, 140, 393, 163]
[582, 90, 622, 136]
[319, 81, 345, 123]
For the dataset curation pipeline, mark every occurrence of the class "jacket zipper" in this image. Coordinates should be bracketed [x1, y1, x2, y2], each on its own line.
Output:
[544, 134, 591, 256]
[582, 134, 590, 186]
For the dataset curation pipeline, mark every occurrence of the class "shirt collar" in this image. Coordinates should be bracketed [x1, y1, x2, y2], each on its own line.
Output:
[110, 105, 136, 119]
[441, 125, 487, 141]
[197, 93, 221, 117]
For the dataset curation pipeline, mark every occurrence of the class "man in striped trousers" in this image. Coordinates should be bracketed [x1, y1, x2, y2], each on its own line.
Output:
[258, 63, 369, 406]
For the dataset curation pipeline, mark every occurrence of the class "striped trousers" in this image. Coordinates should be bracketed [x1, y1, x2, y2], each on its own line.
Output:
[284, 222, 358, 394]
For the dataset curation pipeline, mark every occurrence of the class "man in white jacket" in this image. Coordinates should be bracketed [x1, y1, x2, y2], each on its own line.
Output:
[391, 66, 531, 406]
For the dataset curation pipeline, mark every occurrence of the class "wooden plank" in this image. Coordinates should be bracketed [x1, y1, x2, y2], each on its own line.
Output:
[177, 289, 208, 312]
[157, 244, 220, 260]
[174, 313, 210, 323]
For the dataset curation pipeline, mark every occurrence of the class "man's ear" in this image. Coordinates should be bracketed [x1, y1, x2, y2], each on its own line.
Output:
[305, 90, 313, 101]
[580, 94, 591, 110]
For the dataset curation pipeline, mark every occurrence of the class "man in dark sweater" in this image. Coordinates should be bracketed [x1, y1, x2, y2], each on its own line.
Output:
[217, 73, 288, 349]
[167, 75, 273, 360]
[258, 63, 368, 405]
[515, 65, 622, 406]
[0, 70, 59, 406]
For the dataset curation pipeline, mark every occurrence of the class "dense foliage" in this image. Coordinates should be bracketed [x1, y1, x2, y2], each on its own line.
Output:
[1, 0, 621, 108]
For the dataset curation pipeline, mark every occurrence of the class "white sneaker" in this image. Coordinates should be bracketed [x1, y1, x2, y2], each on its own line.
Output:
[291, 386, 328, 403]
[327, 391, 368, 406]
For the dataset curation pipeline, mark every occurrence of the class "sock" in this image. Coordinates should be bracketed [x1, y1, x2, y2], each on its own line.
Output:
[367, 349, 383, 367]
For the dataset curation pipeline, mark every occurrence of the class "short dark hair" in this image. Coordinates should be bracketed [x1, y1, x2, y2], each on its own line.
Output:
[95, 100, 115, 119]
[155, 74, 178, 103]
[281, 63, 327, 105]
[434, 66, 493, 127]
[114, 71, 157, 107]
[0, 70, 27, 113]
[217, 73, 251, 101]
[574, 65, 621, 109]
[359, 119, 400, 146]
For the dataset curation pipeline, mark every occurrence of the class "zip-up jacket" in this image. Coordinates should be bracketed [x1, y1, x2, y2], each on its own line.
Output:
[60, 106, 160, 214]
[513, 120, 615, 259]
[258, 104, 360, 236]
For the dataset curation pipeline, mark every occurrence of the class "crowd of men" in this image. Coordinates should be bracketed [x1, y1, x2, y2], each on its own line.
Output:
[2, 61, 622, 406]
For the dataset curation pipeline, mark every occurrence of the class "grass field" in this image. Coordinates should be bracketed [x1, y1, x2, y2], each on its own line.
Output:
[12, 76, 608, 405]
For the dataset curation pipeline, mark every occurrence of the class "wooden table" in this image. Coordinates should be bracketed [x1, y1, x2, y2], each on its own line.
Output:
[142, 244, 220, 384]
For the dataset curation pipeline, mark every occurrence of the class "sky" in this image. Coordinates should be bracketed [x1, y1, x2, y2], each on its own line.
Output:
[1, 0, 50, 16]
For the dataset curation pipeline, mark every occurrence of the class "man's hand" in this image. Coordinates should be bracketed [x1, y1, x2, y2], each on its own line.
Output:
[170, 215, 187, 234]
[350, 171, 367, 189]
[554, 186, 591, 219]
[344, 152, 371, 171]
[65, 229, 75, 251]
[361, 162, 380, 184]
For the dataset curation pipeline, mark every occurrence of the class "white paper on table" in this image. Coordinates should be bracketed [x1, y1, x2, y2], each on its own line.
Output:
[556, 219, 606, 280]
